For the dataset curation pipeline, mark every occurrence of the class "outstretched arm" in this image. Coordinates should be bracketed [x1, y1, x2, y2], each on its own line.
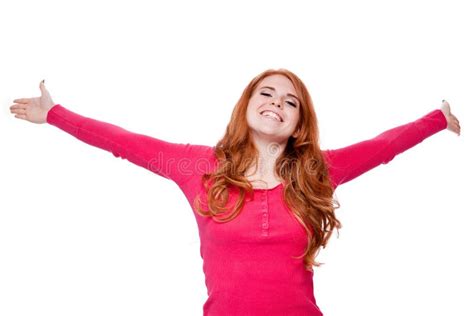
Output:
[322, 104, 460, 190]
[9, 81, 215, 188]
[45, 104, 214, 187]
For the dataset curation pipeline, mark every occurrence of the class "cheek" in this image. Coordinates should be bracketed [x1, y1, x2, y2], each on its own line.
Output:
[247, 98, 259, 109]
[245, 108, 251, 123]
[245, 105, 255, 124]
[246, 100, 259, 116]
[289, 113, 300, 129]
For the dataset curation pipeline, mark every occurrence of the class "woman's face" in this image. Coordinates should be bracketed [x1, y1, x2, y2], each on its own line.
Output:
[246, 74, 301, 143]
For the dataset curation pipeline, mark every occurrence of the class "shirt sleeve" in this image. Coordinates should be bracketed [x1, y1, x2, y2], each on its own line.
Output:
[46, 104, 215, 188]
[322, 109, 448, 190]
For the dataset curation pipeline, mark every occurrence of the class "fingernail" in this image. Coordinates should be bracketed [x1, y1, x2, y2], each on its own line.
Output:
[42, 79, 45, 84]
[442, 99, 446, 103]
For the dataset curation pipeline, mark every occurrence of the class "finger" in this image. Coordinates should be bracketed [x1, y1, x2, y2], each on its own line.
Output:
[10, 104, 27, 110]
[39, 80, 49, 95]
[13, 98, 30, 104]
[14, 114, 27, 120]
[11, 108, 27, 115]
[450, 125, 460, 133]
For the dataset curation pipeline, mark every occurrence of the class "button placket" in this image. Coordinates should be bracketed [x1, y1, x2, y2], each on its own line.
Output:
[261, 191, 269, 236]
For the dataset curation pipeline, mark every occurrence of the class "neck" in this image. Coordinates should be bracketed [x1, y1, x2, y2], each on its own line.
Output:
[246, 135, 287, 179]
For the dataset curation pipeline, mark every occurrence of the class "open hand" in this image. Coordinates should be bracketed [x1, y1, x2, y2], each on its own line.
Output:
[440, 100, 461, 136]
[9, 80, 55, 124]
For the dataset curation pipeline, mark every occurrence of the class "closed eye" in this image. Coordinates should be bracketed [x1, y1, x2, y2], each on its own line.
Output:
[260, 92, 297, 107]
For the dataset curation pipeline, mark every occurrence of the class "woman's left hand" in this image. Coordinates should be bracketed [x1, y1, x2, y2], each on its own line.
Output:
[440, 100, 461, 136]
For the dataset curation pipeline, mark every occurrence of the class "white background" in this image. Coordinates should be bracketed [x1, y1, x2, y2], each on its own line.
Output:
[1, 0, 473, 315]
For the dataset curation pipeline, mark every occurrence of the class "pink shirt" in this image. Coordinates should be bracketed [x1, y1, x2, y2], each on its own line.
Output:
[46, 104, 447, 315]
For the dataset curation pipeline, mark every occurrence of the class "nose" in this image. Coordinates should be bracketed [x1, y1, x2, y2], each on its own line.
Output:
[271, 99, 282, 108]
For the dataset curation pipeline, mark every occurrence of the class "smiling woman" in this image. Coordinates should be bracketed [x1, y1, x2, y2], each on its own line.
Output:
[246, 74, 302, 144]
[9, 69, 461, 316]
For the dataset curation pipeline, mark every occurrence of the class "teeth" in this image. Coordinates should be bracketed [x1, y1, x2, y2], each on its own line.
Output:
[261, 110, 282, 122]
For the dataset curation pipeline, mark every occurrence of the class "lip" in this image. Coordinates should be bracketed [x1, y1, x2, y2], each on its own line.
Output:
[259, 109, 284, 122]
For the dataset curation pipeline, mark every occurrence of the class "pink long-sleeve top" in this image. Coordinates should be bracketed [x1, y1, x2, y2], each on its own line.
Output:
[46, 104, 447, 315]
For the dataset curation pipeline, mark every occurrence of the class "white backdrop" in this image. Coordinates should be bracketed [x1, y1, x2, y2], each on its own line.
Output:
[1, 0, 472, 315]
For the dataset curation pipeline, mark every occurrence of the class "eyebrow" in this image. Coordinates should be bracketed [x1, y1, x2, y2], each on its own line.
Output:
[259, 86, 301, 104]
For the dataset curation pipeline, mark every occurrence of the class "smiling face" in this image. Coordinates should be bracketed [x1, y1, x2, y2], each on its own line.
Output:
[246, 74, 301, 144]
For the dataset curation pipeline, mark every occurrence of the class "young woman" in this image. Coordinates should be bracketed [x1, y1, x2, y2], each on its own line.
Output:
[9, 69, 461, 315]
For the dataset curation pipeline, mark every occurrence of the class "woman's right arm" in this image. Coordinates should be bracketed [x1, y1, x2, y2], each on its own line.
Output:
[45, 104, 215, 187]
[10, 81, 215, 188]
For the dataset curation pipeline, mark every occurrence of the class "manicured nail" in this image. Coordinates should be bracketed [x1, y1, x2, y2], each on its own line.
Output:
[42, 79, 45, 84]
[442, 99, 446, 103]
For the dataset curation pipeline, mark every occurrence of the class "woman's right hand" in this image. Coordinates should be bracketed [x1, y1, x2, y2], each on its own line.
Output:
[9, 80, 55, 124]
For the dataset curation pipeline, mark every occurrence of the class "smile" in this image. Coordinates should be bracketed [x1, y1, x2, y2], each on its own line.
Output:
[260, 110, 283, 122]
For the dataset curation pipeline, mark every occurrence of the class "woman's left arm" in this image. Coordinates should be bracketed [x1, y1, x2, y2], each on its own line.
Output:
[323, 101, 461, 189]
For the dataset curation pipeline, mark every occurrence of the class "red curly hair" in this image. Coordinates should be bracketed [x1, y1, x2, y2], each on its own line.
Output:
[192, 68, 342, 271]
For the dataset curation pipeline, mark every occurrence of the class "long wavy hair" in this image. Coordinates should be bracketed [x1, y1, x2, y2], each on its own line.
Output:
[192, 68, 342, 271]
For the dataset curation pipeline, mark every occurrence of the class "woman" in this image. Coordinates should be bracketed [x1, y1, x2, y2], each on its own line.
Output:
[9, 69, 461, 315]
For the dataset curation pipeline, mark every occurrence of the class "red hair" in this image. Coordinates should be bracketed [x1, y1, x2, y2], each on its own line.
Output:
[193, 68, 341, 271]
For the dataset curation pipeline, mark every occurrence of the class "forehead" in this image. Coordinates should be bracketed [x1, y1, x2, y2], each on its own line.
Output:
[256, 74, 297, 94]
